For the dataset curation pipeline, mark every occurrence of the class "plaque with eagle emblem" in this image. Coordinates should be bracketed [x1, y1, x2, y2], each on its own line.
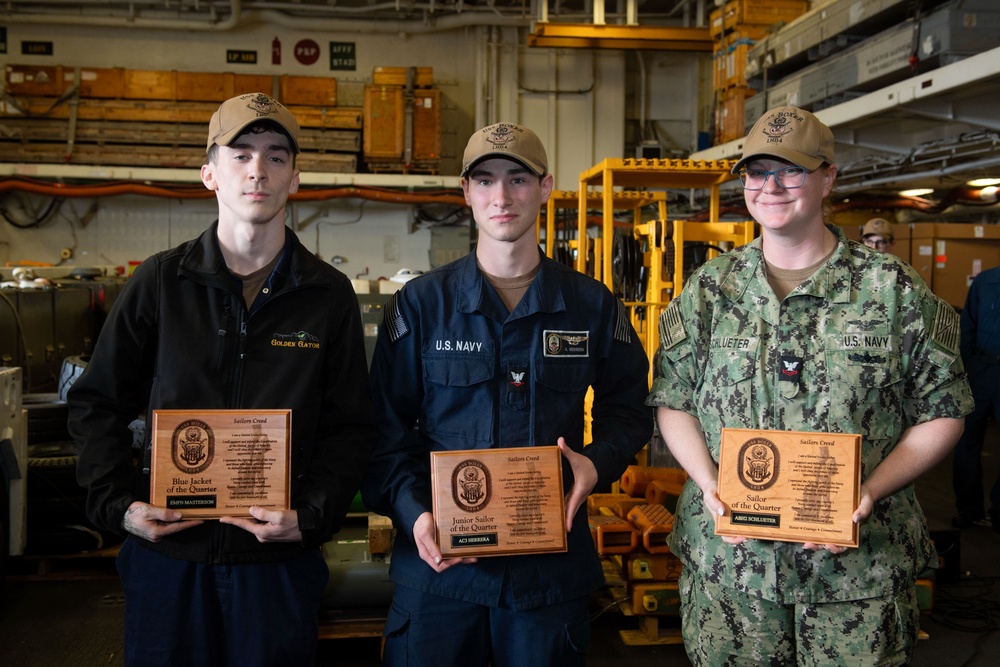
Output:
[150, 409, 291, 519]
[715, 428, 861, 547]
[430, 446, 567, 557]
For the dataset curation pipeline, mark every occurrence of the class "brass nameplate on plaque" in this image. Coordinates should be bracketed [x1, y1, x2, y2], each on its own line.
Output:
[150, 409, 291, 519]
[716, 428, 861, 547]
[430, 446, 568, 558]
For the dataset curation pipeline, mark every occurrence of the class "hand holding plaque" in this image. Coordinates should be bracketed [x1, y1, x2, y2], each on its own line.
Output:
[715, 428, 862, 548]
[430, 446, 568, 558]
[150, 409, 291, 519]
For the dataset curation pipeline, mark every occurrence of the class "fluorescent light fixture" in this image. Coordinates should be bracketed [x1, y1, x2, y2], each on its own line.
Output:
[899, 188, 934, 197]
[967, 178, 1000, 187]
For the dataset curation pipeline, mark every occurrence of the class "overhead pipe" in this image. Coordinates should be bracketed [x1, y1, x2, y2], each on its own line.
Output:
[2, 1, 534, 32]
[836, 154, 1000, 194]
[0, 177, 467, 206]
[4, 0, 244, 31]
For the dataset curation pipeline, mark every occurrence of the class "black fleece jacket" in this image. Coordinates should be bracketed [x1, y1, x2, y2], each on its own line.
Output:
[68, 222, 376, 563]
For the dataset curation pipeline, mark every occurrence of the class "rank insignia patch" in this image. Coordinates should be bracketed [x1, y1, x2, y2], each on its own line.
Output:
[779, 355, 802, 384]
[508, 366, 528, 392]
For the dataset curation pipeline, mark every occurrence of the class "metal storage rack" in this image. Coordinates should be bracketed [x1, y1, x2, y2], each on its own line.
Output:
[575, 158, 755, 372]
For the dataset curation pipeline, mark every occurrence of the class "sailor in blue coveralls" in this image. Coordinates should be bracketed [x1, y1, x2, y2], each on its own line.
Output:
[361, 122, 652, 667]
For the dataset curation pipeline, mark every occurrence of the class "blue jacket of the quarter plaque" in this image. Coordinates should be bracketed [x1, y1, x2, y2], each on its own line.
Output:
[361, 250, 652, 611]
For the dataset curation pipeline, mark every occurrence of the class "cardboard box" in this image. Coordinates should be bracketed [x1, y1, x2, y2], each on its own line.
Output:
[930, 223, 1000, 308]
[909, 223, 937, 291]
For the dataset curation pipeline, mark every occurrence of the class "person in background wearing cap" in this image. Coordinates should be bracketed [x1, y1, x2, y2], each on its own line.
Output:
[67, 92, 376, 667]
[861, 216, 895, 252]
[951, 264, 1000, 530]
[361, 122, 651, 666]
[647, 106, 972, 665]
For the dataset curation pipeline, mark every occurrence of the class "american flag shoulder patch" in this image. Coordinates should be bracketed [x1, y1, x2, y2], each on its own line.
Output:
[931, 300, 960, 355]
[385, 293, 410, 342]
[658, 300, 687, 350]
[614, 300, 632, 344]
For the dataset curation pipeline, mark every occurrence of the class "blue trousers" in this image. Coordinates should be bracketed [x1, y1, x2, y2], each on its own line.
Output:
[116, 537, 328, 667]
[952, 363, 1000, 520]
[381, 582, 590, 667]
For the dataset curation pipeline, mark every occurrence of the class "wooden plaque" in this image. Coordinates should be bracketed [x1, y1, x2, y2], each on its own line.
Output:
[430, 446, 568, 558]
[716, 428, 862, 547]
[150, 409, 291, 519]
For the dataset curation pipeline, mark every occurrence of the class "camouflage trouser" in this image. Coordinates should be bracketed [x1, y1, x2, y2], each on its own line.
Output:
[678, 568, 920, 666]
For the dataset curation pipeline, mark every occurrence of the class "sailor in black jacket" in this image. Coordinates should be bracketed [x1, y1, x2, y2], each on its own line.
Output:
[67, 93, 376, 667]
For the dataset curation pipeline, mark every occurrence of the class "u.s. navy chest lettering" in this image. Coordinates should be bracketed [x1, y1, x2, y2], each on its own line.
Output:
[434, 339, 484, 352]
[840, 333, 894, 350]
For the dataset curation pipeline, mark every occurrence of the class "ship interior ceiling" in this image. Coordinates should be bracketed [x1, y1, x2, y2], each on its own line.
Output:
[2, 1, 1000, 222]
[700, 48, 1000, 222]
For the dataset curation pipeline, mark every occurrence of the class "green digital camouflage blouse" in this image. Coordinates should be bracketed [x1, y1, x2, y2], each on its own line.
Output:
[647, 225, 974, 604]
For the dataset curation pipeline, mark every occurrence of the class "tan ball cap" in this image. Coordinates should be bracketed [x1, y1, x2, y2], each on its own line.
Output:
[862, 217, 894, 239]
[206, 92, 300, 154]
[461, 122, 548, 177]
[733, 106, 835, 173]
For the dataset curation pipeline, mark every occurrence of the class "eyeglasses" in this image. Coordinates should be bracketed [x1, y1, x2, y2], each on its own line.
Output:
[863, 237, 892, 249]
[739, 166, 808, 190]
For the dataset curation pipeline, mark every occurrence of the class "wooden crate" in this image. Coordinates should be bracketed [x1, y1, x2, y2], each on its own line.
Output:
[123, 69, 178, 100]
[363, 84, 404, 159]
[6, 64, 341, 106]
[174, 71, 274, 102]
[76, 67, 126, 98]
[708, 0, 809, 37]
[280, 75, 337, 107]
[293, 106, 363, 131]
[232, 73, 277, 98]
[724, 29, 769, 88]
[5, 64, 68, 97]
[718, 86, 756, 144]
[0, 96, 364, 131]
[372, 66, 434, 88]
[176, 71, 231, 102]
[2, 64, 362, 173]
[412, 89, 441, 162]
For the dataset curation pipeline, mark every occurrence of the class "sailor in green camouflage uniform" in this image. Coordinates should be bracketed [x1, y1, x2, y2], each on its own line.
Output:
[647, 106, 973, 666]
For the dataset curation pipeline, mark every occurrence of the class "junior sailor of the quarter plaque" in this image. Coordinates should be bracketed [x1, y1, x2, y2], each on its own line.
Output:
[431, 446, 568, 558]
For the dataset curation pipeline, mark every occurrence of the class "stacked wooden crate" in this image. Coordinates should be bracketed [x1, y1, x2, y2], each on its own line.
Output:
[363, 66, 441, 174]
[587, 465, 689, 645]
[0, 64, 361, 173]
[710, 0, 809, 144]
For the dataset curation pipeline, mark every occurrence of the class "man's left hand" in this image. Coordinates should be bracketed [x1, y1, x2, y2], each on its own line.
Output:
[219, 506, 302, 542]
[558, 437, 598, 532]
